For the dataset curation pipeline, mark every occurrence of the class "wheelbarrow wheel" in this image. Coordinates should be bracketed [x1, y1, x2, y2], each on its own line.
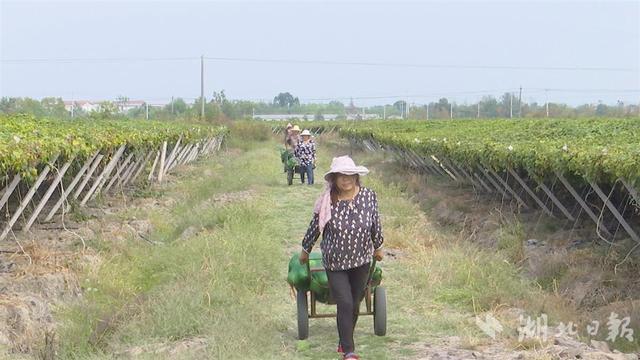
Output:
[373, 286, 386, 336]
[287, 169, 294, 186]
[297, 290, 309, 340]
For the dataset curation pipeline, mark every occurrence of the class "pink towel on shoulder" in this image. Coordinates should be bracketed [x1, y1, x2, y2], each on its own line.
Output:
[314, 182, 332, 231]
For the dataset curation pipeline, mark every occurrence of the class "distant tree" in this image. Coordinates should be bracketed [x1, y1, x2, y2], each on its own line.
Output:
[393, 100, 406, 112]
[595, 101, 608, 117]
[273, 92, 300, 108]
[479, 96, 499, 118]
[314, 110, 324, 121]
[0, 97, 18, 114]
[90, 101, 119, 120]
[164, 97, 188, 115]
[212, 90, 227, 105]
[40, 97, 67, 117]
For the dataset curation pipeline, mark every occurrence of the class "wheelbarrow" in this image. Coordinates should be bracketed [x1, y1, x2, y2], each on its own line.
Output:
[280, 148, 304, 186]
[295, 255, 387, 340]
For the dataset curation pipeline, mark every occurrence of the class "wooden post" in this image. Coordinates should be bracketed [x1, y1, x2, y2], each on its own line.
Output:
[508, 168, 555, 217]
[488, 169, 529, 209]
[588, 180, 639, 243]
[0, 155, 59, 241]
[622, 179, 639, 207]
[104, 152, 134, 193]
[119, 153, 143, 187]
[187, 143, 201, 163]
[0, 174, 21, 210]
[127, 150, 154, 186]
[120, 152, 144, 186]
[24, 157, 75, 232]
[45, 151, 100, 222]
[158, 141, 167, 183]
[172, 144, 192, 169]
[534, 179, 575, 221]
[471, 170, 494, 193]
[556, 173, 612, 238]
[81, 145, 126, 205]
[431, 155, 458, 181]
[481, 168, 512, 199]
[72, 153, 104, 200]
[148, 150, 160, 181]
[170, 143, 192, 169]
[163, 137, 182, 176]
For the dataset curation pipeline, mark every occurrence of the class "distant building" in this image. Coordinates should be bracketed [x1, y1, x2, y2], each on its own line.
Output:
[63, 99, 149, 113]
[117, 100, 145, 112]
[64, 100, 101, 113]
[346, 114, 380, 120]
[253, 114, 340, 121]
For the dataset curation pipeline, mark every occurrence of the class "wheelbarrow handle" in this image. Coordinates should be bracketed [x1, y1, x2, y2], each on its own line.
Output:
[366, 257, 377, 289]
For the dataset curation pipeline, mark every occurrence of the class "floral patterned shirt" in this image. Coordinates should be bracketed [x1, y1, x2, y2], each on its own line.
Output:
[302, 187, 384, 271]
[294, 140, 316, 167]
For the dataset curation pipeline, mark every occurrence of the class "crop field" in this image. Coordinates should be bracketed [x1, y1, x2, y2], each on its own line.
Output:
[275, 118, 640, 243]
[1, 116, 640, 359]
[0, 114, 227, 241]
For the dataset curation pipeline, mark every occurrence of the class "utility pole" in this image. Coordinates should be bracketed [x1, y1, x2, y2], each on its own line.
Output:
[545, 89, 550, 118]
[145, 102, 149, 120]
[510, 93, 513, 119]
[518, 86, 523, 118]
[200, 55, 205, 120]
[383, 105, 386, 120]
[426, 103, 429, 120]
[477, 102, 480, 118]
[450, 103, 453, 119]
[171, 96, 174, 115]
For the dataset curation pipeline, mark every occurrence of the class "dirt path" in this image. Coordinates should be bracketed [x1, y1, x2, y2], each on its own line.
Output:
[3, 135, 638, 359]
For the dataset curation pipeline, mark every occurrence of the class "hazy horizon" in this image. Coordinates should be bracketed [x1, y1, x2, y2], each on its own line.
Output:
[1, 0, 639, 106]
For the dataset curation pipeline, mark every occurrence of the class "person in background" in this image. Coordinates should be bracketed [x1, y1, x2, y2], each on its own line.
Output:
[294, 129, 316, 185]
[299, 155, 384, 360]
[284, 123, 293, 147]
[286, 125, 301, 149]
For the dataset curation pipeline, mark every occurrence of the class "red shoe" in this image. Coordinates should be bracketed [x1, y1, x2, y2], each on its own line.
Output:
[337, 344, 343, 353]
[344, 353, 359, 360]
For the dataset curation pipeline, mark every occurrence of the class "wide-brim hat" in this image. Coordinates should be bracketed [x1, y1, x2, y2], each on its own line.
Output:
[291, 125, 301, 132]
[301, 129, 311, 136]
[324, 155, 369, 181]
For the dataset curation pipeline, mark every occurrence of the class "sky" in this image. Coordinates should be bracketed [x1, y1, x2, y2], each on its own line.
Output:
[1, 0, 639, 106]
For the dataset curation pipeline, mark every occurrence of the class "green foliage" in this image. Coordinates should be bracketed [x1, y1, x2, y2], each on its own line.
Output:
[290, 118, 640, 184]
[0, 114, 227, 180]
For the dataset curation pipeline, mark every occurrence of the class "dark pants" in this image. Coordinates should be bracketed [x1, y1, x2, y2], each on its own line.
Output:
[327, 262, 370, 354]
[299, 163, 314, 185]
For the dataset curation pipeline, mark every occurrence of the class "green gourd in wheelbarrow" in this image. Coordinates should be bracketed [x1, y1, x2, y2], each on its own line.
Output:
[287, 253, 310, 292]
[287, 252, 383, 303]
[309, 255, 330, 303]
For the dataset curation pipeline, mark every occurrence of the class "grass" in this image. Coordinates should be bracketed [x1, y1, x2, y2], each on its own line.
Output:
[53, 131, 604, 359]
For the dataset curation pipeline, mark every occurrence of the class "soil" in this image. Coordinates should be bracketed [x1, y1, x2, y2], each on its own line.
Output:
[0, 176, 181, 356]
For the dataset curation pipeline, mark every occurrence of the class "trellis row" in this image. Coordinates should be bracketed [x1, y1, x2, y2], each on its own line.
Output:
[348, 136, 639, 244]
[270, 125, 638, 243]
[0, 134, 225, 241]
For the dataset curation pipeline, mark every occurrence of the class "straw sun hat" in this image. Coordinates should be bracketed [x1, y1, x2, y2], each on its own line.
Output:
[301, 129, 312, 136]
[324, 155, 369, 181]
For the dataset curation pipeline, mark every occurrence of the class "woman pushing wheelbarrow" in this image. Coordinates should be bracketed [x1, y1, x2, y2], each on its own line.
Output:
[289, 155, 385, 360]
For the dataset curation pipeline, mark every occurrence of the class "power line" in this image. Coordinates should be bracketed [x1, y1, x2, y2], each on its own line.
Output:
[1, 55, 636, 72]
[203, 56, 636, 72]
[529, 88, 640, 93]
[0, 56, 198, 64]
